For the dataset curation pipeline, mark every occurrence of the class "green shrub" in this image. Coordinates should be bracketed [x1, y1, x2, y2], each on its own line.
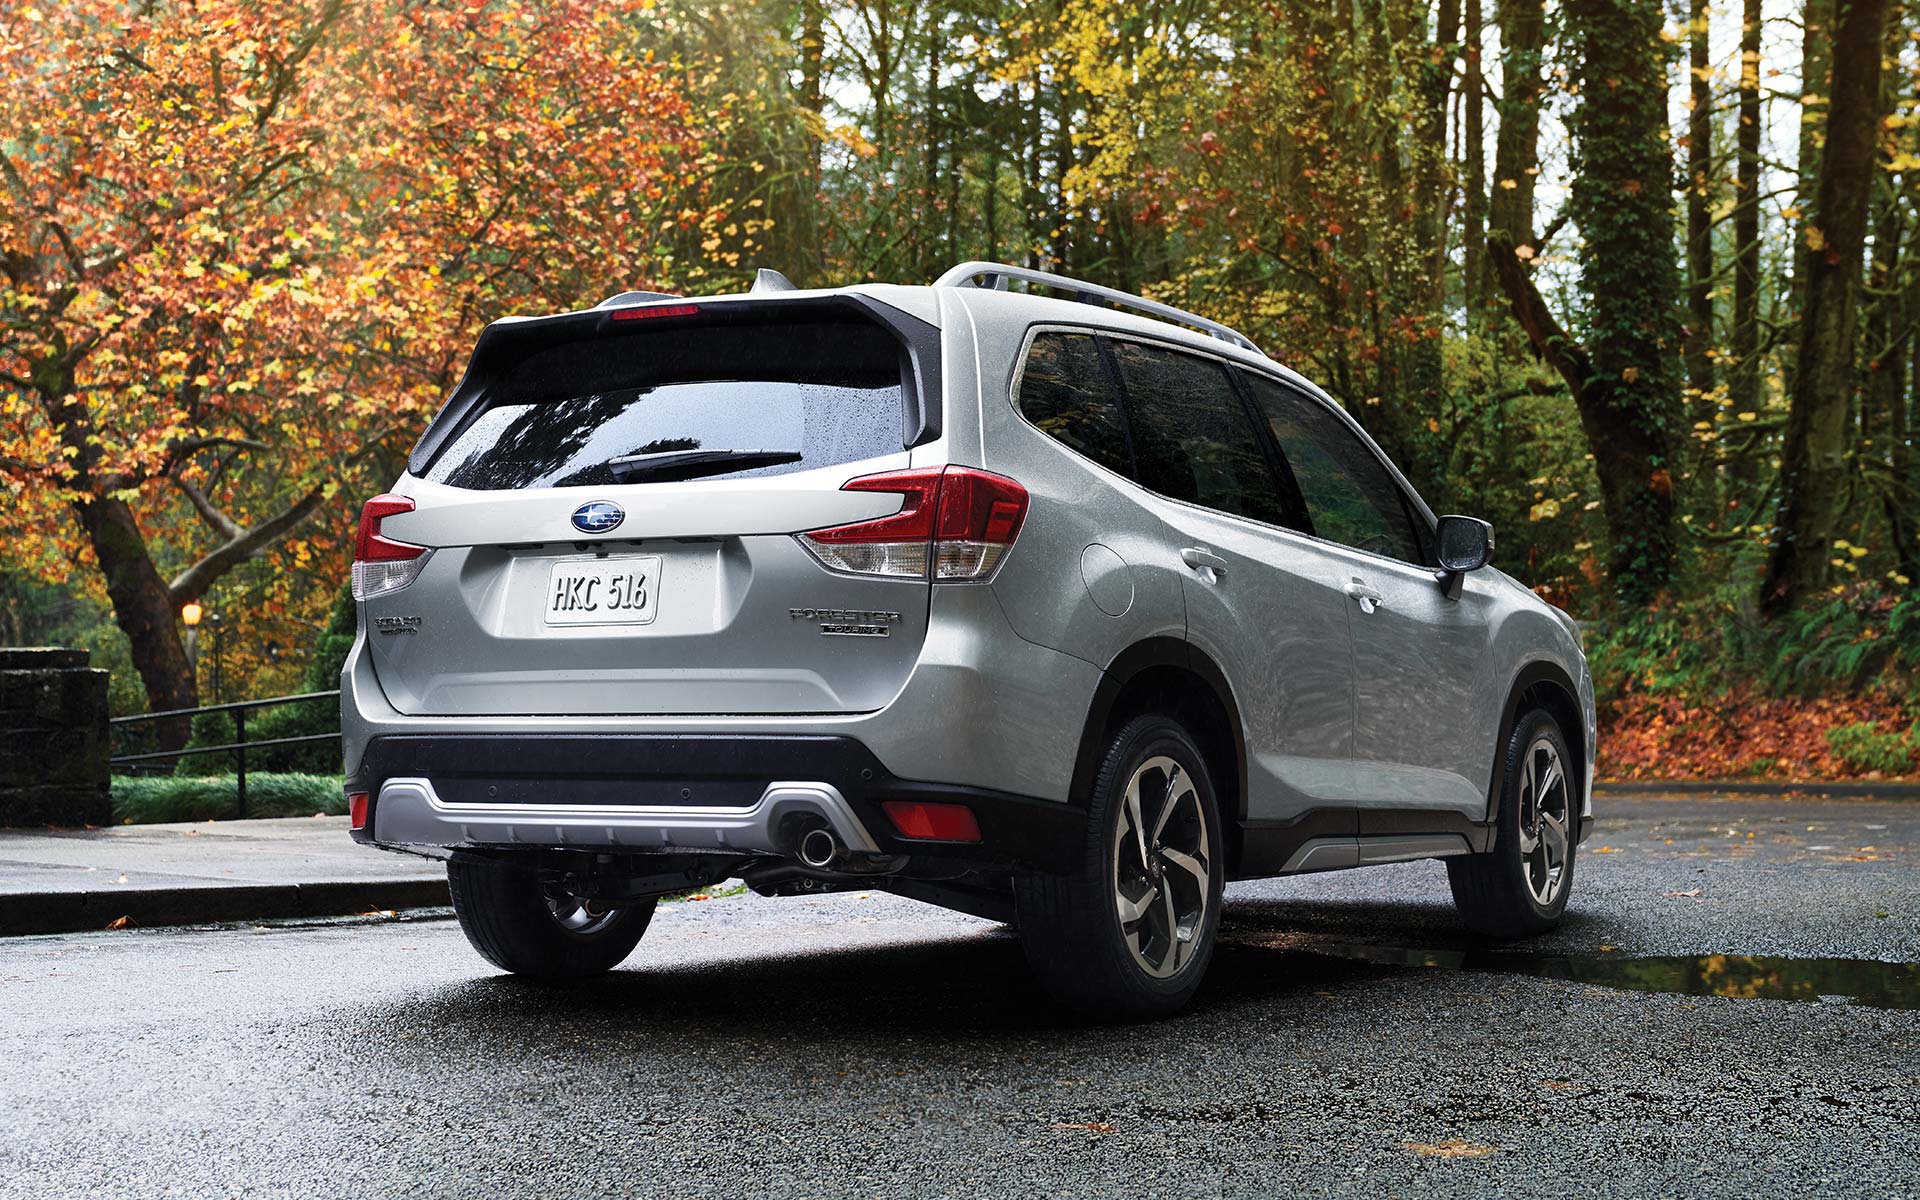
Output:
[172, 710, 238, 778]
[1824, 722, 1920, 776]
[248, 583, 352, 774]
[112, 773, 346, 824]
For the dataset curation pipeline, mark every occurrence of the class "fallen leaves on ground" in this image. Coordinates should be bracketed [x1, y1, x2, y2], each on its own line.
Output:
[104, 916, 132, 930]
[1600, 689, 1916, 781]
[1049, 1122, 1117, 1134]
[1405, 1139, 1498, 1159]
[1663, 888, 1704, 899]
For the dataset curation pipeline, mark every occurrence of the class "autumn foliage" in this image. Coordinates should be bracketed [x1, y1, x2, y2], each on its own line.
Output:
[1, 0, 738, 734]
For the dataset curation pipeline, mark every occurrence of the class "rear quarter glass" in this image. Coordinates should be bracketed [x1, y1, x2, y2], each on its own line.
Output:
[423, 318, 906, 489]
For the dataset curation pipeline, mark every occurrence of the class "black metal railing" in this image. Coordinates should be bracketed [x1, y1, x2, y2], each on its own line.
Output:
[109, 690, 341, 818]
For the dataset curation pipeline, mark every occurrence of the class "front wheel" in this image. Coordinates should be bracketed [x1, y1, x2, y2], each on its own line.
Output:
[448, 857, 655, 979]
[1448, 707, 1578, 938]
[1015, 714, 1225, 1021]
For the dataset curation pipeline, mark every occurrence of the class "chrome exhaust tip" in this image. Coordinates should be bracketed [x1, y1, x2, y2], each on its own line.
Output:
[797, 826, 842, 870]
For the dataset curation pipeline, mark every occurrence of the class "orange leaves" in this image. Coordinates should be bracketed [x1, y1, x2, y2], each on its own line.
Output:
[1600, 689, 1916, 782]
[1, 0, 720, 635]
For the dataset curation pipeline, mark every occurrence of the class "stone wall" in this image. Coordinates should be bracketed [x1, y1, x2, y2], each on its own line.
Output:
[0, 648, 112, 827]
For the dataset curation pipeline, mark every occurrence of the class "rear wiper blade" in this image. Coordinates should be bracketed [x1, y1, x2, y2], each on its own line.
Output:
[605, 447, 803, 482]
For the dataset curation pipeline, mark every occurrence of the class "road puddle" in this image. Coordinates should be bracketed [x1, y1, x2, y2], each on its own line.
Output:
[1290, 942, 1920, 1010]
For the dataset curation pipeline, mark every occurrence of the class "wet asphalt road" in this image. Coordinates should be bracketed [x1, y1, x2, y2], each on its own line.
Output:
[2, 792, 1915, 1199]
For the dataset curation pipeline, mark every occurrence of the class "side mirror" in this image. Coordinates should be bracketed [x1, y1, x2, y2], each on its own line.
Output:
[1436, 514, 1494, 574]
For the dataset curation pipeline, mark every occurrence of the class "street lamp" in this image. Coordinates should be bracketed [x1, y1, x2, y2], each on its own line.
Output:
[181, 601, 203, 628]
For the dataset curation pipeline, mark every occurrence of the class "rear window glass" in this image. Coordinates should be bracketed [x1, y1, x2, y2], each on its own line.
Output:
[1108, 339, 1288, 527]
[1014, 332, 1132, 477]
[425, 319, 905, 489]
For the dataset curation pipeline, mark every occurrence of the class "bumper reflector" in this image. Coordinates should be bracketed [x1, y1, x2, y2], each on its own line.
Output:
[881, 800, 981, 843]
[347, 792, 370, 832]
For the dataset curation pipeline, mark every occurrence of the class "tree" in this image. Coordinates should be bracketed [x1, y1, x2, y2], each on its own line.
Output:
[0, 0, 725, 746]
[1760, 0, 1893, 612]
[1489, 0, 1687, 606]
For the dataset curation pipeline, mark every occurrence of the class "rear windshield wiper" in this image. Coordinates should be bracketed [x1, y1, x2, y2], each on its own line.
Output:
[605, 447, 803, 483]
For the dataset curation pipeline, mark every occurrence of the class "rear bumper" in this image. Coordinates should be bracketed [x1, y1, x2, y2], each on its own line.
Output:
[347, 733, 1086, 872]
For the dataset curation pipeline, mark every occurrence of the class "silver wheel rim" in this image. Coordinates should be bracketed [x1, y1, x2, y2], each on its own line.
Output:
[1516, 736, 1571, 906]
[545, 889, 621, 936]
[1112, 755, 1212, 979]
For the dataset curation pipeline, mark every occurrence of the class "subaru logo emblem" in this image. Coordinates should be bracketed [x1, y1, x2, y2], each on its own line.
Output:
[571, 501, 624, 534]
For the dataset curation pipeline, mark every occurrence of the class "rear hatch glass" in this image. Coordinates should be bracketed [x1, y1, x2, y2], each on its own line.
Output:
[424, 318, 905, 489]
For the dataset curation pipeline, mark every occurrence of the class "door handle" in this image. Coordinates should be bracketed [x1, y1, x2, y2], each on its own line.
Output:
[1343, 580, 1384, 614]
[1181, 547, 1228, 575]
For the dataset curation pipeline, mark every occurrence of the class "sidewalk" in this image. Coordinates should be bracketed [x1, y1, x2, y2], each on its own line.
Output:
[0, 816, 447, 936]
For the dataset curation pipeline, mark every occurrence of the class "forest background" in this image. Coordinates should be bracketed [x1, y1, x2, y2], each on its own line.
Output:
[3, 0, 1917, 781]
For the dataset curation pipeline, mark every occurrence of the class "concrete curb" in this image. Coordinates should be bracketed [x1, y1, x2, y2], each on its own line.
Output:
[1596, 780, 1920, 800]
[0, 877, 451, 937]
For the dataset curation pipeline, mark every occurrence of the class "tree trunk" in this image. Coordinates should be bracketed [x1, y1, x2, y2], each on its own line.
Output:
[1787, 0, 1835, 354]
[1489, 0, 1545, 252]
[1684, 0, 1717, 492]
[1463, 0, 1486, 318]
[1761, 0, 1891, 614]
[73, 495, 196, 750]
[1728, 0, 1764, 494]
[1565, 0, 1688, 606]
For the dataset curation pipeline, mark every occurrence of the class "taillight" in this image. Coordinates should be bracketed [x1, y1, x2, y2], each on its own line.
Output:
[347, 791, 370, 831]
[797, 466, 1028, 581]
[351, 494, 431, 601]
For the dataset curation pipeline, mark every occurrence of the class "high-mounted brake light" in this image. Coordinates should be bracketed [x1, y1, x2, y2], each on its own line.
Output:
[608, 303, 702, 322]
[351, 494, 432, 601]
[797, 466, 1028, 581]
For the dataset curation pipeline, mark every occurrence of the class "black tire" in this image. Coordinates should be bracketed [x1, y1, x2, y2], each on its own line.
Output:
[1014, 713, 1225, 1021]
[447, 857, 655, 979]
[1448, 707, 1578, 938]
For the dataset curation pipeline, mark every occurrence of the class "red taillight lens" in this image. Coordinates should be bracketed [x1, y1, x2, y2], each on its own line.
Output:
[609, 303, 702, 322]
[797, 466, 1028, 580]
[353, 494, 421, 563]
[352, 494, 431, 601]
[881, 800, 982, 843]
[347, 792, 370, 831]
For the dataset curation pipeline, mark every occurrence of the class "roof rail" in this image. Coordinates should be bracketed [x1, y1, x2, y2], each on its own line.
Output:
[932, 260, 1265, 356]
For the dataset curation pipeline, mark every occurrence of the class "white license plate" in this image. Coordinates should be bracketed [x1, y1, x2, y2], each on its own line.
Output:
[543, 556, 662, 626]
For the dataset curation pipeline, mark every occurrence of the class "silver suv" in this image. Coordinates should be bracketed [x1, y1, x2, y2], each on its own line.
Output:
[342, 261, 1595, 1019]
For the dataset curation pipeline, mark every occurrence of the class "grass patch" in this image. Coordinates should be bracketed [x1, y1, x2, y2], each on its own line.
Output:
[111, 773, 345, 824]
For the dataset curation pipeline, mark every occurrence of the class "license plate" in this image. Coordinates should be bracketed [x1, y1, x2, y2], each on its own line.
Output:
[543, 556, 661, 626]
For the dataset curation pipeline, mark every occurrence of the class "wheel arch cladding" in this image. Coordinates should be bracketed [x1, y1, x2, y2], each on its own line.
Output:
[1070, 637, 1248, 864]
[1491, 661, 1588, 824]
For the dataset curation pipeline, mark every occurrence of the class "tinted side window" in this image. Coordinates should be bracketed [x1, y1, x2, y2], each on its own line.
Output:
[1014, 333, 1131, 477]
[1243, 373, 1425, 563]
[1109, 340, 1286, 526]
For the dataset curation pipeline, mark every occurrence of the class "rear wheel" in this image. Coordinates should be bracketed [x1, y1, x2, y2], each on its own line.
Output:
[448, 857, 655, 979]
[1448, 707, 1577, 938]
[1015, 714, 1224, 1021]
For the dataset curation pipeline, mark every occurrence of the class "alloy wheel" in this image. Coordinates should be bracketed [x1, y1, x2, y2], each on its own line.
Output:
[1515, 736, 1572, 906]
[1111, 755, 1211, 979]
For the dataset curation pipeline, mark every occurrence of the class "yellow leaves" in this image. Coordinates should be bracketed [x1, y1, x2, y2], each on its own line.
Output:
[1805, 226, 1826, 252]
[1514, 244, 1536, 261]
[1498, 178, 1518, 190]
[1621, 366, 1642, 384]
[1529, 499, 1562, 522]
[1737, 411, 1758, 422]
[181, 261, 206, 279]
[1406, 1140, 1497, 1159]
